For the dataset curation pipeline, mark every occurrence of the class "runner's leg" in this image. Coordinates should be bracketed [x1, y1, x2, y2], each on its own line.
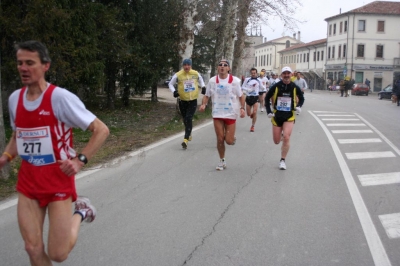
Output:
[214, 119, 226, 159]
[272, 125, 283, 144]
[17, 193, 52, 266]
[184, 100, 197, 139]
[47, 197, 82, 262]
[281, 121, 294, 159]
[224, 122, 236, 145]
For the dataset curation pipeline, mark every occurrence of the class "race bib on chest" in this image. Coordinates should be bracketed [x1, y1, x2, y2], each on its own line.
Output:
[16, 126, 56, 166]
[184, 80, 195, 92]
[277, 97, 291, 111]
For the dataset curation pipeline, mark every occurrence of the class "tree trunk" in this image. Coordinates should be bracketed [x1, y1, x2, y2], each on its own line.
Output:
[151, 82, 158, 102]
[214, 0, 239, 74]
[232, 0, 251, 77]
[179, 0, 198, 62]
[106, 77, 116, 110]
[0, 55, 10, 180]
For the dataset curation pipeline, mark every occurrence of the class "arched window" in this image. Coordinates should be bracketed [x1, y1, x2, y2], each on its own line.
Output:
[286, 40, 290, 48]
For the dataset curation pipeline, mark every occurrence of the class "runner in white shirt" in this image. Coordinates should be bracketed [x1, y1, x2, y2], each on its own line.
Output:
[242, 68, 266, 132]
[258, 71, 270, 112]
[199, 59, 245, 171]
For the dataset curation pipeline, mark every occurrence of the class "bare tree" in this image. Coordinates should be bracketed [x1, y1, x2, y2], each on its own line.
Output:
[214, 0, 239, 73]
[179, 0, 199, 61]
[232, 0, 303, 76]
[231, 0, 252, 76]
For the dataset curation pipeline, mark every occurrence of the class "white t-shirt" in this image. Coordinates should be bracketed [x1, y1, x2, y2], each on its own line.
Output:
[259, 77, 270, 92]
[242, 77, 264, 96]
[9, 84, 96, 131]
[206, 75, 243, 119]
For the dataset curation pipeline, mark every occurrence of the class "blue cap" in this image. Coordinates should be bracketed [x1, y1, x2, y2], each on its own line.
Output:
[182, 58, 192, 66]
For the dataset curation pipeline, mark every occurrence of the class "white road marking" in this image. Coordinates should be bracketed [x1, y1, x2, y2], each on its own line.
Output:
[310, 111, 392, 266]
[314, 111, 347, 113]
[327, 123, 366, 127]
[355, 113, 400, 156]
[379, 213, 400, 239]
[332, 130, 373, 134]
[346, 151, 396, 160]
[322, 118, 360, 121]
[317, 114, 356, 117]
[338, 139, 382, 144]
[358, 172, 400, 186]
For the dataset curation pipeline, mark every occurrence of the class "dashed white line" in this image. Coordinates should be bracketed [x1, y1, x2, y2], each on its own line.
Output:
[310, 111, 392, 266]
[358, 172, 400, 186]
[317, 114, 356, 117]
[327, 123, 366, 127]
[379, 213, 400, 239]
[346, 151, 396, 160]
[322, 118, 360, 121]
[338, 139, 382, 144]
[332, 130, 373, 134]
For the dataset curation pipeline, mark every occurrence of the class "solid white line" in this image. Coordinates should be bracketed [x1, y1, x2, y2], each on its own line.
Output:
[379, 213, 400, 239]
[309, 111, 392, 266]
[332, 130, 373, 134]
[338, 139, 382, 144]
[346, 151, 395, 160]
[0, 121, 215, 212]
[327, 123, 366, 127]
[322, 118, 360, 121]
[355, 113, 400, 156]
[0, 198, 18, 212]
[358, 172, 400, 186]
[317, 114, 356, 117]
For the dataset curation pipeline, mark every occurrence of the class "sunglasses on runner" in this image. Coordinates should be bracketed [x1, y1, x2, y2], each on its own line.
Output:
[218, 63, 229, 67]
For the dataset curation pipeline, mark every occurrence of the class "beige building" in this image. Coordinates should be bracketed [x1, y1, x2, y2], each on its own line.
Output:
[325, 1, 400, 91]
[254, 35, 303, 75]
[278, 39, 327, 91]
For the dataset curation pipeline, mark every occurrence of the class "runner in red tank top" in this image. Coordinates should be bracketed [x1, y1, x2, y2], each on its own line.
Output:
[0, 41, 109, 265]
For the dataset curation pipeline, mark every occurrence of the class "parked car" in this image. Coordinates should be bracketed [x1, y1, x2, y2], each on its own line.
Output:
[351, 83, 369, 96]
[164, 76, 172, 87]
[377, 84, 393, 99]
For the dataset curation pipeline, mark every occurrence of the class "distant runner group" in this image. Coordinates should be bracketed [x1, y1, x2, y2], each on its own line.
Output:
[170, 59, 305, 171]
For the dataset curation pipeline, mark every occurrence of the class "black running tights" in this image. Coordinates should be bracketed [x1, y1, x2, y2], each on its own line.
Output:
[179, 99, 198, 139]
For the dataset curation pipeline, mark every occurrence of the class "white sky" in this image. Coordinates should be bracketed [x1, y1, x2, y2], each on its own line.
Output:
[261, 0, 400, 43]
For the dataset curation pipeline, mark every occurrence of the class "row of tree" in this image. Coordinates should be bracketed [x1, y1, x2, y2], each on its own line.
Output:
[1, 0, 300, 108]
[0, 0, 300, 179]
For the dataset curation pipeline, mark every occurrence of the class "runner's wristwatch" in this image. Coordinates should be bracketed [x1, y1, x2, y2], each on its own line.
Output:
[77, 154, 88, 164]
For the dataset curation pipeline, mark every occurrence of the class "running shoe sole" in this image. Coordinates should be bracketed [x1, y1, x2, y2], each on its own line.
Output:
[181, 141, 188, 149]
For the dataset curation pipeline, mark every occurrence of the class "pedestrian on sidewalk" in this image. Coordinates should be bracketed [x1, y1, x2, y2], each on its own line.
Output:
[0, 40, 109, 265]
[199, 59, 245, 171]
[168, 58, 206, 149]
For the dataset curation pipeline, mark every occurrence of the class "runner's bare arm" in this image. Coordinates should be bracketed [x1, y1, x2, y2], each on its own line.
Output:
[0, 132, 17, 167]
[58, 118, 109, 176]
[200, 96, 209, 112]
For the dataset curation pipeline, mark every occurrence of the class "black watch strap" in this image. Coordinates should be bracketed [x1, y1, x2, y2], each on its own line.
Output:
[77, 154, 88, 164]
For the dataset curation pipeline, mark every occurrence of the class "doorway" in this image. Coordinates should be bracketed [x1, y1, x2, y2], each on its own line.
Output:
[373, 78, 382, 92]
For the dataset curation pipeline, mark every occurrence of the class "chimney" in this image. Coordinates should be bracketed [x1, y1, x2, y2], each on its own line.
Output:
[298, 31, 301, 41]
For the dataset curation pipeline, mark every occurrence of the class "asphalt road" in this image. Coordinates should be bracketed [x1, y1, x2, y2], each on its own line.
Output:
[0, 90, 399, 266]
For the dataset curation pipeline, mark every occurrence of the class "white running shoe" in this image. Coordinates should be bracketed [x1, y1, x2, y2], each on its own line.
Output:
[261, 108, 264, 112]
[216, 159, 227, 171]
[74, 196, 97, 223]
[279, 160, 286, 170]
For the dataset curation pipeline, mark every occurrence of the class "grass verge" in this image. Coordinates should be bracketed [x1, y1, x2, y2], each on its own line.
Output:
[0, 99, 212, 201]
